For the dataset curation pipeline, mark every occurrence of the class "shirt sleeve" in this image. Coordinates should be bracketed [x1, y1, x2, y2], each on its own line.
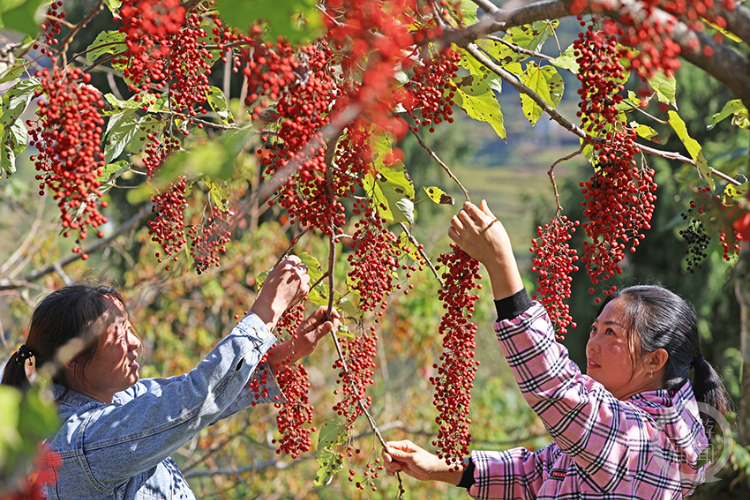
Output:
[494, 301, 648, 492]
[468, 445, 557, 499]
[73, 313, 280, 491]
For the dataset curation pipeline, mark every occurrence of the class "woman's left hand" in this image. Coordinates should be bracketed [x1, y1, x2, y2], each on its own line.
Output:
[266, 307, 340, 369]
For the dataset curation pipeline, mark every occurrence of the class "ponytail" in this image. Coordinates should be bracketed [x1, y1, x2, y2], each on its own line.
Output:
[2, 346, 34, 390]
[691, 355, 733, 431]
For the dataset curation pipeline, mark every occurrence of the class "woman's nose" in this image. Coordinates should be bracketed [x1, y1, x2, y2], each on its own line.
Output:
[128, 330, 141, 350]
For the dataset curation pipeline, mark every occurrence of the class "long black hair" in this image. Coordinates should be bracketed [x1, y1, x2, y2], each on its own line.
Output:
[599, 285, 733, 429]
[2, 284, 124, 390]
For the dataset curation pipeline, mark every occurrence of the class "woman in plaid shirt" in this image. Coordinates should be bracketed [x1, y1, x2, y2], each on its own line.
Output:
[383, 201, 733, 499]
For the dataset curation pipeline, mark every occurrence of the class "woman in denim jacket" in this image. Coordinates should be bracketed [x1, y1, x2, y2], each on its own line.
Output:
[3, 256, 338, 500]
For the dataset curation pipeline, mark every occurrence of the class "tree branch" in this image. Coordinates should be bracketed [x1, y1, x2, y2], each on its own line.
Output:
[409, 127, 470, 202]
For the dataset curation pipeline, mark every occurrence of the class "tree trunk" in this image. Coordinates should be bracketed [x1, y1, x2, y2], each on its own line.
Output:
[737, 250, 750, 445]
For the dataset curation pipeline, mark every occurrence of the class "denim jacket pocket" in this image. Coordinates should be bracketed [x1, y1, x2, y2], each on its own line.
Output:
[132, 458, 194, 500]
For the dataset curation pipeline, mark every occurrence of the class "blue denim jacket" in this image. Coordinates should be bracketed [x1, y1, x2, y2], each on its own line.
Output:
[45, 313, 282, 500]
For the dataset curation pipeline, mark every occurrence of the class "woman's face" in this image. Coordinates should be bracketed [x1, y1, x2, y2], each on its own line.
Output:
[585, 298, 650, 400]
[78, 297, 141, 403]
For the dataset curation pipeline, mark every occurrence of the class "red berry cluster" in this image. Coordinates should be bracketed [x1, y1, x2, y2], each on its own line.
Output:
[347, 209, 400, 312]
[38, 1, 63, 53]
[530, 215, 580, 339]
[401, 47, 459, 133]
[187, 204, 232, 274]
[331, 325, 377, 427]
[148, 177, 188, 270]
[573, 19, 626, 136]
[348, 458, 385, 492]
[269, 304, 317, 459]
[29, 64, 108, 256]
[432, 245, 481, 470]
[580, 130, 657, 300]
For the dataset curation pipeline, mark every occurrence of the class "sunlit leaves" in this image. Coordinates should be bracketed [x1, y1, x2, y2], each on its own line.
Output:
[363, 133, 415, 224]
[0, 77, 39, 175]
[423, 186, 453, 205]
[647, 69, 677, 107]
[709, 100, 750, 130]
[0, 0, 45, 37]
[669, 110, 714, 190]
[83, 31, 127, 63]
[451, 74, 506, 140]
[519, 62, 563, 125]
[205, 87, 234, 125]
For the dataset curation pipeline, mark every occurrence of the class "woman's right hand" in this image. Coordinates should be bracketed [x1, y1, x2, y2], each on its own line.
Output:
[381, 440, 464, 485]
[449, 200, 524, 300]
[250, 256, 310, 330]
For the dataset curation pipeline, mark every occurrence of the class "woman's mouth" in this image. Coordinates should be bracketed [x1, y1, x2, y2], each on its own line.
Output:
[587, 359, 600, 369]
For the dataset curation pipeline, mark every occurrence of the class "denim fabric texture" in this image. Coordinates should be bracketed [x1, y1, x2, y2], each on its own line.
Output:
[45, 312, 282, 499]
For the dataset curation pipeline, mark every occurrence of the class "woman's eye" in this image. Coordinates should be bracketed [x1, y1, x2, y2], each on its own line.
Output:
[605, 328, 615, 336]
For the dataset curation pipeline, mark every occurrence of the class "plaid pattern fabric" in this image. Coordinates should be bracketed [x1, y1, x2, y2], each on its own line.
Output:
[469, 302, 708, 499]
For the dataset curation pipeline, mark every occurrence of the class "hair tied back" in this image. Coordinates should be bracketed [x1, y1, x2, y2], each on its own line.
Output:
[14, 344, 34, 366]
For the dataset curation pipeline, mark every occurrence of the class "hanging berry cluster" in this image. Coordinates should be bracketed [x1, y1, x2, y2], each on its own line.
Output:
[187, 204, 232, 274]
[530, 215, 580, 339]
[269, 304, 317, 459]
[148, 177, 188, 270]
[331, 323, 377, 428]
[580, 131, 657, 300]
[29, 64, 108, 257]
[431, 245, 481, 469]
[347, 209, 400, 313]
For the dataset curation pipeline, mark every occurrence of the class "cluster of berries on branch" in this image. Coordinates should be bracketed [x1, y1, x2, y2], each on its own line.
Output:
[432, 245, 481, 470]
[29, 63, 108, 257]
[530, 215, 580, 340]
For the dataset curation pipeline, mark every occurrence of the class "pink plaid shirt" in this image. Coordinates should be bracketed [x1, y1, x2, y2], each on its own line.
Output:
[469, 302, 708, 499]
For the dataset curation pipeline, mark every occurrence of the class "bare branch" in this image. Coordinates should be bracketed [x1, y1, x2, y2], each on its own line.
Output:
[398, 222, 444, 288]
[409, 127, 471, 202]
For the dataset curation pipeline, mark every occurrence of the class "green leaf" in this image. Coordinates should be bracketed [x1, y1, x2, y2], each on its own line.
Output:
[362, 132, 415, 223]
[551, 43, 579, 73]
[0, 64, 26, 85]
[668, 110, 702, 161]
[104, 111, 140, 163]
[205, 86, 234, 124]
[452, 75, 506, 140]
[0, 77, 38, 176]
[647, 69, 676, 107]
[519, 62, 563, 125]
[0, 385, 22, 461]
[104, 0, 122, 14]
[709, 99, 750, 130]
[0, 0, 45, 37]
[473, 39, 524, 75]
[505, 20, 559, 52]
[314, 420, 348, 486]
[633, 123, 662, 143]
[1, 77, 39, 127]
[724, 183, 749, 204]
[423, 186, 453, 205]
[1, 119, 28, 175]
[704, 19, 742, 43]
[84, 31, 126, 63]
[98, 160, 130, 185]
[458, 46, 502, 93]
[214, 0, 323, 44]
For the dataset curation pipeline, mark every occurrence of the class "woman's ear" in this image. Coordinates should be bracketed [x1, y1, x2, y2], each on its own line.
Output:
[647, 348, 669, 373]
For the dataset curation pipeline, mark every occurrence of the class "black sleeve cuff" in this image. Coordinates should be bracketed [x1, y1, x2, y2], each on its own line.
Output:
[494, 288, 533, 322]
[457, 457, 475, 489]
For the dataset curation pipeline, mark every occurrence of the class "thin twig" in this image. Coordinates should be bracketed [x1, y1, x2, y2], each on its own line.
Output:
[71, 41, 125, 63]
[486, 34, 556, 63]
[83, 50, 127, 73]
[547, 145, 584, 214]
[409, 127, 470, 202]
[43, 14, 76, 29]
[56, 0, 104, 63]
[272, 227, 312, 268]
[398, 222, 443, 287]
